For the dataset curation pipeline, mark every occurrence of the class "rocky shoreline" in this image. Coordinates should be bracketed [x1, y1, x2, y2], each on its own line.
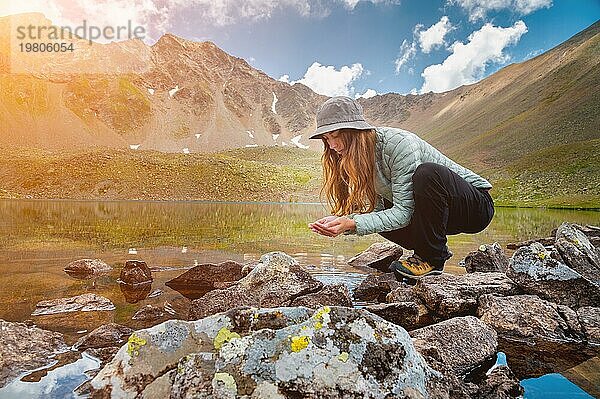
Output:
[0, 222, 599, 398]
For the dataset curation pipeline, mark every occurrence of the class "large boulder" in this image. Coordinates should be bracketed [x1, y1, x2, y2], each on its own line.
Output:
[31, 293, 115, 316]
[577, 306, 600, 346]
[385, 284, 441, 329]
[463, 243, 509, 273]
[165, 261, 244, 297]
[119, 260, 153, 285]
[364, 302, 421, 331]
[412, 273, 520, 319]
[353, 273, 404, 303]
[64, 258, 112, 278]
[478, 294, 584, 346]
[410, 316, 498, 377]
[507, 242, 600, 308]
[555, 222, 600, 286]
[478, 294, 593, 378]
[347, 242, 403, 272]
[188, 252, 323, 320]
[290, 283, 353, 308]
[0, 319, 68, 388]
[471, 365, 523, 399]
[90, 306, 443, 398]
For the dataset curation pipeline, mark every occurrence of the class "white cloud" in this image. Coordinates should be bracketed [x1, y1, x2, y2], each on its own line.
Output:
[420, 20, 527, 93]
[449, 0, 552, 21]
[395, 39, 417, 73]
[279, 74, 291, 83]
[339, 0, 401, 9]
[285, 62, 365, 97]
[356, 88, 378, 99]
[0, 1, 311, 42]
[1, 0, 405, 42]
[418, 16, 453, 53]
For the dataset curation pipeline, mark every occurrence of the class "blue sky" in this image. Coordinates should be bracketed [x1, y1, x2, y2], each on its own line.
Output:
[3, 0, 599, 96]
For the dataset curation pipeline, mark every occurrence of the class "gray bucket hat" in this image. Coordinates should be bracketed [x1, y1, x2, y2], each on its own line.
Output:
[309, 96, 375, 139]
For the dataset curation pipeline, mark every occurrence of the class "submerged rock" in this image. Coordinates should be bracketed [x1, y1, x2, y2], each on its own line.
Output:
[188, 252, 323, 320]
[31, 293, 115, 316]
[90, 306, 441, 398]
[165, 261, 244, 292]
[75, 323, 133, 351]
[290, 283, 353, 308]
[119, 260, 153, 285]
[64, 258, 112, 278]
[412, 272, 520, 318]
[131, 304, 174, 322]
[119, 281, 152, 304]
[555, 222, 600, 286]
[507, 242, 600, 308]
[0, 319, 68, 388]
[463, 243, 509, 273]
[353, 273, 404, 303]
[347, 242, 403, 272]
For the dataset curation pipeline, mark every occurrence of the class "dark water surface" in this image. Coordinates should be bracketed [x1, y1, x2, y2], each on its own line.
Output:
[0, 199, 598, 398]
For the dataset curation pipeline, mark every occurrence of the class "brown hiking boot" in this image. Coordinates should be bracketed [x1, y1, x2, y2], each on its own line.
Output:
[389, 255, 443, 280]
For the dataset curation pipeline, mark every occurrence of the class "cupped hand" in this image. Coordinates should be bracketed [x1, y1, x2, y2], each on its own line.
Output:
[308, 215, 355, 237]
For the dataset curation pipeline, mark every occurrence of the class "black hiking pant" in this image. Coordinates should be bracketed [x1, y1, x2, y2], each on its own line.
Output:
[378, 162, 494, 269]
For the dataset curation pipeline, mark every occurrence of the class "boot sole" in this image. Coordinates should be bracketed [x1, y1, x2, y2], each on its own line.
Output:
[392, 268, 443, 280]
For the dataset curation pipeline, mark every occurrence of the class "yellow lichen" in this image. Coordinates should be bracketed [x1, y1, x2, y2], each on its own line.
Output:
[338, 352, 349, 362]
[290, 335, 310, 352]
[538, 252, 547, 260]
[313, 306, 331, 330]
[314, 306, 331, 320]
[213, 372, 237, 393]
[478, 244, 487, 252]
[214, 327, 241, 350]
[127, 333, 147, 357]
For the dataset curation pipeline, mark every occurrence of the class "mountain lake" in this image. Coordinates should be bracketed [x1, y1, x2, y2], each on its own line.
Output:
[0, 199, 598, 398]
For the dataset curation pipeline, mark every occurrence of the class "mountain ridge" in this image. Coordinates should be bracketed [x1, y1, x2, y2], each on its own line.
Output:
[0, 14, 598, 207]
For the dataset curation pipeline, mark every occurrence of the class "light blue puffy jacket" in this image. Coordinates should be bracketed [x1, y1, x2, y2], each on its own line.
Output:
[350, 127, 492, 236]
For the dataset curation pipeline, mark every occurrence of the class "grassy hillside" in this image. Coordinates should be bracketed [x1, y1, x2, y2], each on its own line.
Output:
[486, 139, 600, 208]
[0, 146, 323, 203]
[0, 145, 597, 208]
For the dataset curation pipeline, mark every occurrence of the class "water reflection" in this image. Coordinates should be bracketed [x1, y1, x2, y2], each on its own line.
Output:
[0, 352, 99, 399]
[0, 200, 598, 397]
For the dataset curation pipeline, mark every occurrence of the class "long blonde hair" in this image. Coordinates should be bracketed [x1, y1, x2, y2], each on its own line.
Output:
[320, 128, 377, 216]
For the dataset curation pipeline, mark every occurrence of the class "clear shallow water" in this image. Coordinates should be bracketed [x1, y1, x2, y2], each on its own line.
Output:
[0, 199, 599, 398]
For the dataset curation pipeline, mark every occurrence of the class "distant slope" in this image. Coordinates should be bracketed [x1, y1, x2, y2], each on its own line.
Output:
[0, 146, 322, 202]
[362, 20, 600, 169]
